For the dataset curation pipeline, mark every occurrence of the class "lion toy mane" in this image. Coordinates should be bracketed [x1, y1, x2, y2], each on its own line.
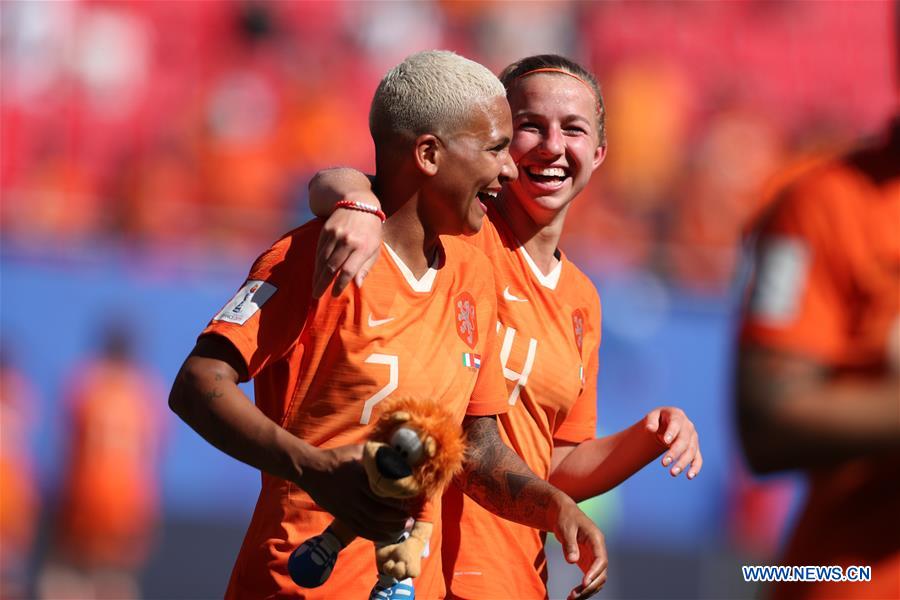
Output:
[288, 397, 465, 594]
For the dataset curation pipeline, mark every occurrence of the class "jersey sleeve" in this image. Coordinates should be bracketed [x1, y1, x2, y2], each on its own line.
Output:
[740, 174, 849, 364]
[555, 287, 601, 444]
[200, 225, 319, 380]
[464, 259, 509, 417]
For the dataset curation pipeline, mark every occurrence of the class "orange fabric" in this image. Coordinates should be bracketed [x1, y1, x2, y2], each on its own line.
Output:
[56, 360, 164, 568]
[0, 368, 39, 564]
[202, 220, 508, 599]
[442, 209, 601, 599]
[741, 124, 900, 600]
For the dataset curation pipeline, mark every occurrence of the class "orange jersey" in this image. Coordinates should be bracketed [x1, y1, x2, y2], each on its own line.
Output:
[741, 124, 900, 600]
[0, 367, 40, 564]
[442, 209, 601, 599]
[201, 220, 507, 599]
[56, 359, 165, 568]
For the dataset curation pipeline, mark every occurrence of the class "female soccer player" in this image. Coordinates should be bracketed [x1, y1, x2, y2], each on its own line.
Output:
[309, 54, 702, 600]
[170, 51, 606, 600]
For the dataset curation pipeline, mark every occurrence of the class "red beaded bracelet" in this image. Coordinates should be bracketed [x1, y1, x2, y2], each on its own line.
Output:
[334, 199, 386, 223]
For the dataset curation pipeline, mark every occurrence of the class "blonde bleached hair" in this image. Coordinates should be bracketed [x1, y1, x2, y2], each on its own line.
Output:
[369, 50, 506, 143]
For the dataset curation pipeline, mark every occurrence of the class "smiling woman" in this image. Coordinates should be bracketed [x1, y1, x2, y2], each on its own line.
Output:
[498, 57, 608, 258]
[422, 95, 516, 238]
[306, 52, 702, 600]
[168, 50, 606, 600]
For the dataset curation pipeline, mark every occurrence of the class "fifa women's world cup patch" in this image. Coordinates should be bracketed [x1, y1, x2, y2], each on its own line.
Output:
[455, 292, 478, 349]
[214, 280, 278, 325]
[462, 353, 482, 369]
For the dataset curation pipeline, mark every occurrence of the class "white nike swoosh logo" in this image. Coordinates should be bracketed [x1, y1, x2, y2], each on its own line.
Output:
[502, 286, 528, 303]
[368, 313, 396, 327]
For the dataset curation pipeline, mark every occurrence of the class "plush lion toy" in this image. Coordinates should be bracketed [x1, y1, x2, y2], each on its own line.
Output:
[288, 397, 466, 597]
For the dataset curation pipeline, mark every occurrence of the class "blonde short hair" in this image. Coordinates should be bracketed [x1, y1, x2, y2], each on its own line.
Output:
[370, 50, 506, 142]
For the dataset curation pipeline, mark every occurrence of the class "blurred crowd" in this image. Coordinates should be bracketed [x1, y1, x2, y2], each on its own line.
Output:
[2, 0, 895, 292]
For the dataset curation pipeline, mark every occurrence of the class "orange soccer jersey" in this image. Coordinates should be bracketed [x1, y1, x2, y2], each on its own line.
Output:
[741, 125, 900, 600]
[442, 209, 601, 599]
[56, 359, 165, 568]
[201, 220, 507, 599]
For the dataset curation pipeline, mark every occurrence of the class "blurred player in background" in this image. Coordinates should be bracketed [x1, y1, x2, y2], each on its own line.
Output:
[308, 53, 702, 600]
[737, 115, 900, 599]
[38, 320, 166, 599]
[169, 51, 606, 600]
[0, 346, 41, 599]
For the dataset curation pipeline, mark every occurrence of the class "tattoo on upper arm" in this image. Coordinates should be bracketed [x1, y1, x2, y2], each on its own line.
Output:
[202, 387, 224, 403]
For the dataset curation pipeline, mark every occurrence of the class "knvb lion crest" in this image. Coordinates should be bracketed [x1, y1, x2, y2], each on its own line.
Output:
[455, 292, 478, 349]
[572, 309, 585, 354]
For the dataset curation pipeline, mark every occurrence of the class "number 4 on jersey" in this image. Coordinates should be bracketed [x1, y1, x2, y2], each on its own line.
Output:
[498, 324, 537, 406]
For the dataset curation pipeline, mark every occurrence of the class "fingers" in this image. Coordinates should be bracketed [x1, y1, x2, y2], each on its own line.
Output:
[570, 561, 607, 600]
[560, 523, 581, 564]
[354, 252, 380, 288]
[570, 531, 608, 600]
[670, 431, 700, 477]
[655, 409, 701, 478]
[687, 446, 703, 479]
[658, 411, 682, 448]
[662, 423, 689, 472]
[332, 238, 374, 297]
[312, 209, 383, 298]
[312, 233, 336, 299]
[644, 407, 661, 433]
[312, 234, 346, 298]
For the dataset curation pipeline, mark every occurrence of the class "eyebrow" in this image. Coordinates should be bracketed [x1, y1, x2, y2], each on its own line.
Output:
[514, 111, 593, 125]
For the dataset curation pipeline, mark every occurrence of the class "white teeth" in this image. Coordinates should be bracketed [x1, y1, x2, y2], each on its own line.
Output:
[527, 166, 567, 178]
[480, 190, 498, 199]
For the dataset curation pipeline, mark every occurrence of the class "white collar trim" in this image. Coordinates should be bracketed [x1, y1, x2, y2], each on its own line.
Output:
[519, 245, 562, 289]
[383, 242, 438, 293]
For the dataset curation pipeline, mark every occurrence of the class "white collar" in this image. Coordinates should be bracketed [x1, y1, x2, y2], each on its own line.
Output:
[519, 245, 562, 290]
[383, 242, 439, 293]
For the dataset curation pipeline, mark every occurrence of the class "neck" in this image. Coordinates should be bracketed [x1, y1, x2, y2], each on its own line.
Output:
[381, 197, 440, 278]
[494, 190, 568, 276]
[375, 161, 440, 278]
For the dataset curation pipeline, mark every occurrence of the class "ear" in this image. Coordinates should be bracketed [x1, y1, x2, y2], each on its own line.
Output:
[591, 143, 607, 172]
[414, 134, 441, 176]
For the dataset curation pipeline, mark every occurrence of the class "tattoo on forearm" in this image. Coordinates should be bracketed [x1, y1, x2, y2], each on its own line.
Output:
[457, 417, 553, 526]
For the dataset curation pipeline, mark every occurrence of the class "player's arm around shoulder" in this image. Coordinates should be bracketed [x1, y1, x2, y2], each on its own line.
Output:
[308, 168, 383, 298]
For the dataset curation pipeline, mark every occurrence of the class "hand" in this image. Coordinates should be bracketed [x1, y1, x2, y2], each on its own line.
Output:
[312, 192, 383, 298]
[298, 444, 409, 542]
[552, 496, 608, 600]
[645, 407, 702, 479]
